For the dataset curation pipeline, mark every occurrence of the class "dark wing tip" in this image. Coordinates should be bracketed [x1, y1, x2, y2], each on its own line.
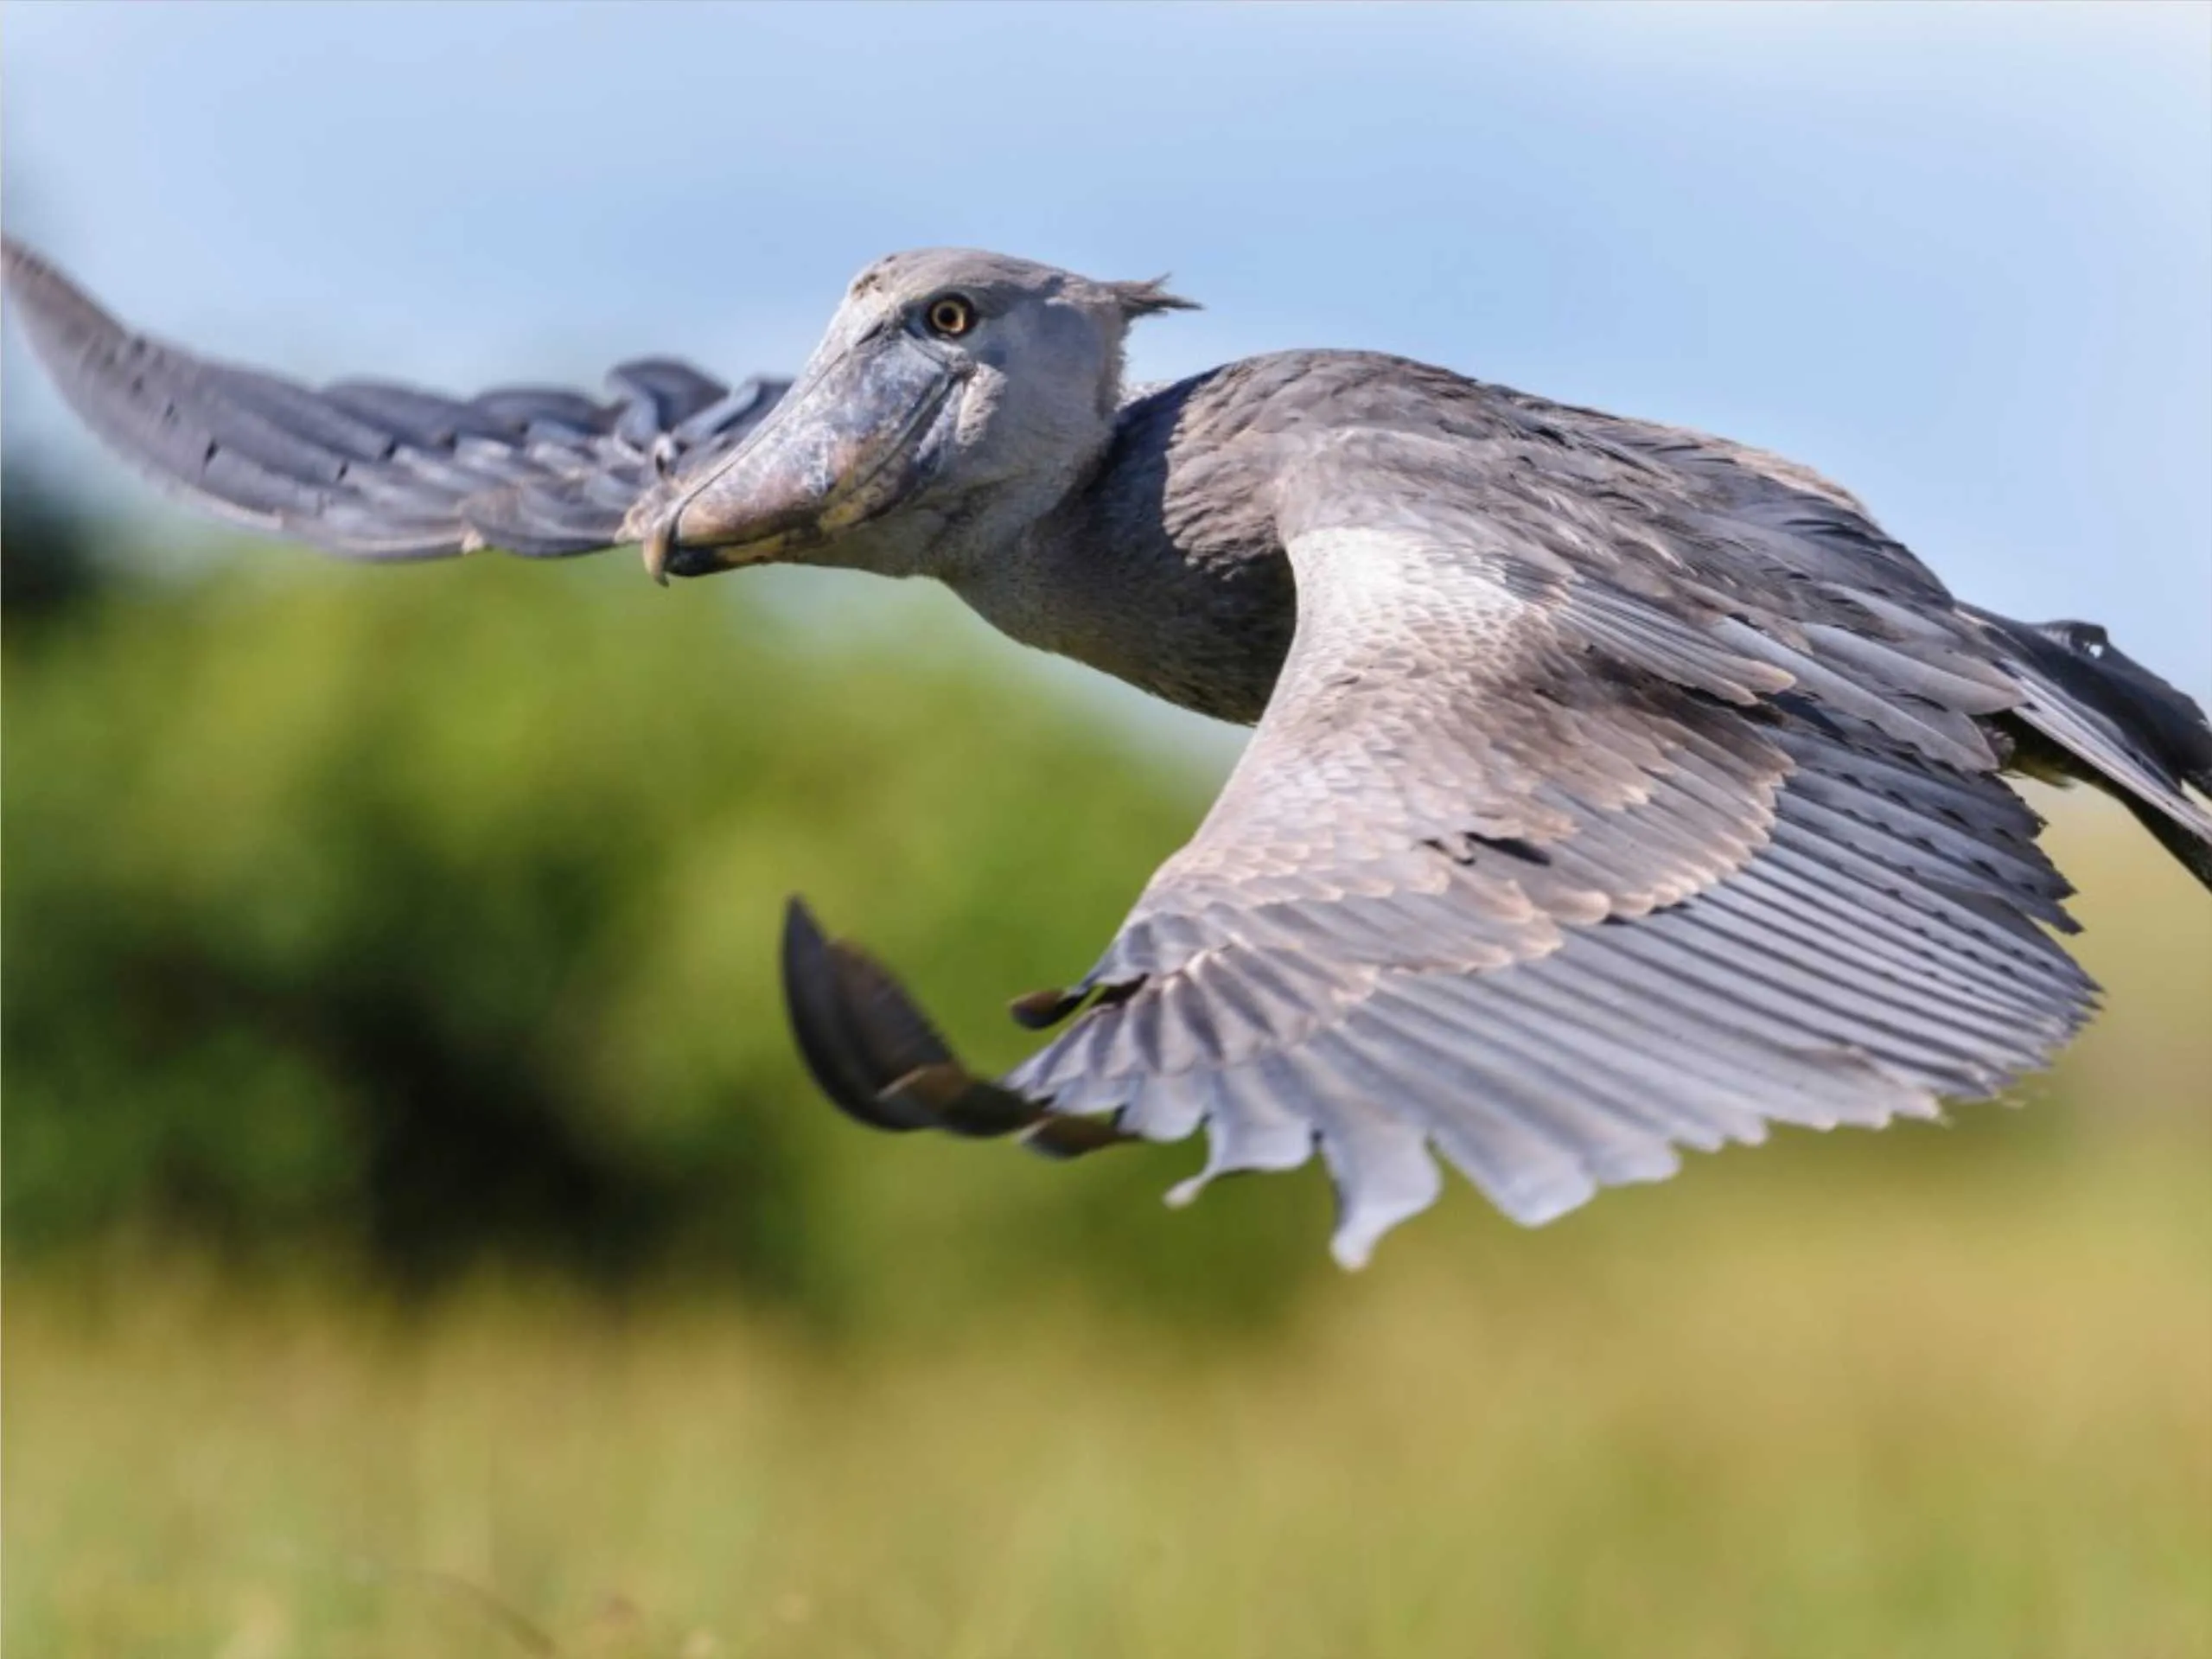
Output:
[877, 1062, 1049, 1139]
[1022, 1113, 1131, 1160]
[780, 896, 934, 1131]
[778, 896, 1032, 1134]
[779, 896, 1122, 1153]
[1009, 984, 1088, 1030]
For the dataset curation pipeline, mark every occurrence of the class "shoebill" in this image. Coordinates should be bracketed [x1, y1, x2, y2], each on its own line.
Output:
[8, 239, 2209, 1267]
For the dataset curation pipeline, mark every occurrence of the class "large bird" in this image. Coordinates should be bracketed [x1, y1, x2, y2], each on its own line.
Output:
[8, 239, 2209, 1266]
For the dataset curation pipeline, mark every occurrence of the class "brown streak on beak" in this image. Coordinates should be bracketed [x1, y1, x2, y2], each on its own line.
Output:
[641, 515, 675, 586]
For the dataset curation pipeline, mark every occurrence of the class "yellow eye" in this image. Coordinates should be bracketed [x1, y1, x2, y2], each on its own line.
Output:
[926, 295, 976, 337]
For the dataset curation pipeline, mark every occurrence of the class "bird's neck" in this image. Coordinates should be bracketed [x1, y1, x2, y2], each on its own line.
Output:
[935, 375, 1296, 727]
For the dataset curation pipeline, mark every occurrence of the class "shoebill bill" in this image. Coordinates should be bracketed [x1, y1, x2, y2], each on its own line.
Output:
[8, 238, 2209, 1267]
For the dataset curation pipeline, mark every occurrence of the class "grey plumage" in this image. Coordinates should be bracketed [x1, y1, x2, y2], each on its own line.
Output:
[1, 239, 786, 560]
[10, 237, 2209, 1268]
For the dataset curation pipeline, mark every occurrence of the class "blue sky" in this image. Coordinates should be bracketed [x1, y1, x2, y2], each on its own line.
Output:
[5, 2, 2207, 717]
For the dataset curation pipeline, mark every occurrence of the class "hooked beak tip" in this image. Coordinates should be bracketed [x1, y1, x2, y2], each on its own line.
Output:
[641, 519, 674, 587]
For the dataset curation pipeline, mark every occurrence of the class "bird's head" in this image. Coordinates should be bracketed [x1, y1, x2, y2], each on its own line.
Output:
[636, 249, 1195, 582]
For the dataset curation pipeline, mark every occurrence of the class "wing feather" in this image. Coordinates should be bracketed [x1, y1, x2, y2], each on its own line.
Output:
[3, 239, 786, 560]
[975, 423, 2100, 1260]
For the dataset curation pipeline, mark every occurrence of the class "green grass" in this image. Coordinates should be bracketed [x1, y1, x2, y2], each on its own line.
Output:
[10, 1123, 2209, 1659]
[8, 793, 2211, 1659]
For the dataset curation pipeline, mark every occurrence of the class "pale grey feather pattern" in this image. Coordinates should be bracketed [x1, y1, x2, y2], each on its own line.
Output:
[1007, 416, 2100, 1266]
[2, 238, 787, 560]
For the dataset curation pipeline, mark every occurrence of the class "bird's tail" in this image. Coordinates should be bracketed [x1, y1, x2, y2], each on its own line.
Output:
[1971, 609, 2212, 890]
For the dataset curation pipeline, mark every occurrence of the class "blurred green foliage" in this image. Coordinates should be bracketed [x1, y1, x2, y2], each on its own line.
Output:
[3, 499, 1335, 1326]
[11, 1139, 2209, 1658]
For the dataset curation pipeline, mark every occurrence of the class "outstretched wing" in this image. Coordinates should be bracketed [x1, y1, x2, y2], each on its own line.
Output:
[3, 239, 786, 559]
[788, 405, 2097, 1267]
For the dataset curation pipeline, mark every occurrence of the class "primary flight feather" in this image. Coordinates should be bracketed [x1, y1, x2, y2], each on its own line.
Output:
[9, 238, 2208, 1267]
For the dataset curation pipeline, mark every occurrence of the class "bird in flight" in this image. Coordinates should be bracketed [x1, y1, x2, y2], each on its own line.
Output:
[8, 239, 2208, 1267]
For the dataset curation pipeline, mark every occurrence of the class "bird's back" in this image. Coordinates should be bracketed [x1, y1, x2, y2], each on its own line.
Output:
[1034, 347, 1956, 729]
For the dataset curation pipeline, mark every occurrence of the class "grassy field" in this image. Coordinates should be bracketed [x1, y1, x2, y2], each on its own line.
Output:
[9, 801, 2211, 1659]
[9, 1137, 2209, 1659]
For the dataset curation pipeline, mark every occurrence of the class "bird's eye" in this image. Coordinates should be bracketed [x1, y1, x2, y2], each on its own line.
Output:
[925, 295, 976, 338]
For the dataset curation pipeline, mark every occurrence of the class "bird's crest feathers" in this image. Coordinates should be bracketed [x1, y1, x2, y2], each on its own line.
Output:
[1105, 277, 1200, 320]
